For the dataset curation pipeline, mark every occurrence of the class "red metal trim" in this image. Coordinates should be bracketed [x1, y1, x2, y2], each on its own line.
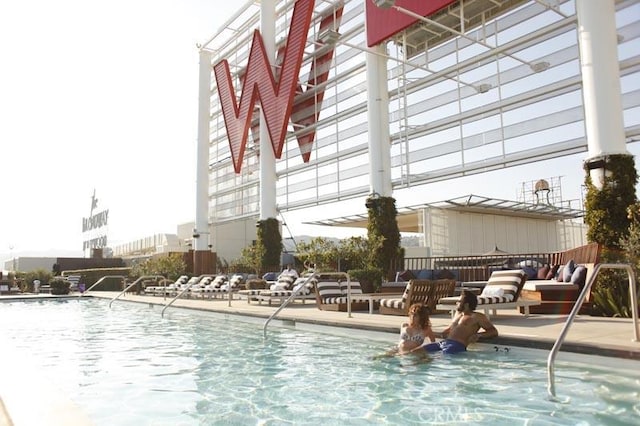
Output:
[365, 0, 456, 47]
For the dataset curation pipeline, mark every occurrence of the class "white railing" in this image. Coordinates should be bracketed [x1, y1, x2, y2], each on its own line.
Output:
[547, 263, 639, 399]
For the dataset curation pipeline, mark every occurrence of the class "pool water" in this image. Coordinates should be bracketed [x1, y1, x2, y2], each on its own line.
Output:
[0, 298, 638, 425]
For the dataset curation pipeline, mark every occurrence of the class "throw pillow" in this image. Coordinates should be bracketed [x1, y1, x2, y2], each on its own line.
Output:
[571, 265, 588, 287]
[521, 266, 537, 280]
[563, 259, 576, 282]
[538, 264, 551, 280]
[547, 264, 560, 280]
[481, 286, 504, 297]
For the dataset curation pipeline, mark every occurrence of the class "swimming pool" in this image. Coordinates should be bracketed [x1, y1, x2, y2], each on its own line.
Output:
[0, 298, 638, 425]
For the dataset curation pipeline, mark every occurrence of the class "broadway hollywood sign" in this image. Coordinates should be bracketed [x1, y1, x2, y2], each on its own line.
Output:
[82, 191, 108, 250]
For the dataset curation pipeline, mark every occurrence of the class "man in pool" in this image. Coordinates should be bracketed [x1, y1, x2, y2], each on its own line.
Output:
[416, 290, 498, 355]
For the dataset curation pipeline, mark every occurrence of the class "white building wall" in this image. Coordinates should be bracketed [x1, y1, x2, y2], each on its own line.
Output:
[211, 219, 259, 264]
[424, 208, 585, 256]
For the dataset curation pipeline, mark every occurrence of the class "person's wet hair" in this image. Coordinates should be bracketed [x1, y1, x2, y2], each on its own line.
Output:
[408, 303, 431, 328]
[458, 290, 478, 311]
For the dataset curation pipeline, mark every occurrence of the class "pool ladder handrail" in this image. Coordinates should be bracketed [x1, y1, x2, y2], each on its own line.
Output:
[161, 274, 215, 317]
[547, 263, 639, 399]
[263, 271, 353, 338]
[108, 275, 165, 308]
[78, 275, 127, 297]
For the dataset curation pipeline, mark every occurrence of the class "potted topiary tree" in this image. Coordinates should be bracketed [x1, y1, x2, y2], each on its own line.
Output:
[49, 277, 71, 295]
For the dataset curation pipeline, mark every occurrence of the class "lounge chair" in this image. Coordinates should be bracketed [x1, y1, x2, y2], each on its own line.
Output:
[378, 279, 456, 316]
[202, 274, 247, 299]
[237, 279, 269, 304]
[145, 275, 189, 296]
[436, 269, 539, 317]
[315, 279, 369, 312]
[255, 275, 317, 305]
[187, 276, 215, 297]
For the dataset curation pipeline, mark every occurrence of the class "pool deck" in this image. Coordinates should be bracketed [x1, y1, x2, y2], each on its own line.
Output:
[2, 292, 639, 360]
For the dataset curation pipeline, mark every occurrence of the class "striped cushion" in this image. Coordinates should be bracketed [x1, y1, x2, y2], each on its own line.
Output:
[212, 275, 228, 288]
[379, 298, 405, 309]
[292, 277, 316, 296]
[316, 281, 341, 299]
[322, 296, 349, 304]
[378, 281, 412, 309]
[229, 274, 244, 288]
[184, 277, 200, 287]
[277, 275, 296, 288]
[262, 290, 294, 297]
[340, 281, 363, 295]
[479, 269, 525, 303]
[200, 276, 214, 286]
[238, 289, 262, 296]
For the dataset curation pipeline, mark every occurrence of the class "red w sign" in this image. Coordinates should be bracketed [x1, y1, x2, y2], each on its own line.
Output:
[214, 0, 341, 173]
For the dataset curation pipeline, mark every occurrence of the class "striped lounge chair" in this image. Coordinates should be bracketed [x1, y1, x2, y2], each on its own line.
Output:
[256, 274, 317, 305]
[436, 269, 538, 317]
[187, 276, 215, 297]
[145, 275, 189, 296]
[378, 279, 456, 316]
[198, 275, 235, 299]
[315, 279, 369, 312]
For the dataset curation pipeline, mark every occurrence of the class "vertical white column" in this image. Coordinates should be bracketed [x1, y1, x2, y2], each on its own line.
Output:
[195, 49, 212, 251]
[260, 0, 278, 219]
[576, 0, 628, 188]
[366, 44, 392, 197]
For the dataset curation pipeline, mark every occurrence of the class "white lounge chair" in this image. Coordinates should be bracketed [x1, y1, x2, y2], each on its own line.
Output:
[255, 275, 317, 305]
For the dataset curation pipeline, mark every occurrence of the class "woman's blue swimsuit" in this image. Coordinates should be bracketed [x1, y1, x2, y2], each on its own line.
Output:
[423, 339, 466, 354]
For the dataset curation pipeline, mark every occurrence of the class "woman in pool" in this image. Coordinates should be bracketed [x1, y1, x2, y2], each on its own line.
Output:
[375, 303, 435, 358]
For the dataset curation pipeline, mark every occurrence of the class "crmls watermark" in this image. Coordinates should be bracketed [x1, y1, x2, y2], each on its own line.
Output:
[418, 406, 483, 423]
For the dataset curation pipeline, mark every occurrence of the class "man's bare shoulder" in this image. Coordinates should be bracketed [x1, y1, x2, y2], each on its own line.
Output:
[472, 311, 497, 328]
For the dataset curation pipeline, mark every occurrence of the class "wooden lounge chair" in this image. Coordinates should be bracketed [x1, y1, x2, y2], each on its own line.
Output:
[436, 269, 539, 317]
[378, 279, 456, 316]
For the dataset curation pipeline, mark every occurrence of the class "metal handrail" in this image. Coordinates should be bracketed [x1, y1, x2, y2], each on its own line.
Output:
[262, 271, 354, 338]
[263, 272, 319, 338]
[161, 275, 214, 317]
[78, 275, 127, 297]
[108, 275, 164, 308]
[547, 263, 639, 398]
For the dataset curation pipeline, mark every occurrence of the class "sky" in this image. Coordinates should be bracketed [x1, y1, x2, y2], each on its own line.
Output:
[0, 0, 239, 259]
[1, 0, 638, 263]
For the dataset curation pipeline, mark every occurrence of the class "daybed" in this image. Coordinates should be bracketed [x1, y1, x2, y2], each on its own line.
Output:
[516, 243, 601, 314]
